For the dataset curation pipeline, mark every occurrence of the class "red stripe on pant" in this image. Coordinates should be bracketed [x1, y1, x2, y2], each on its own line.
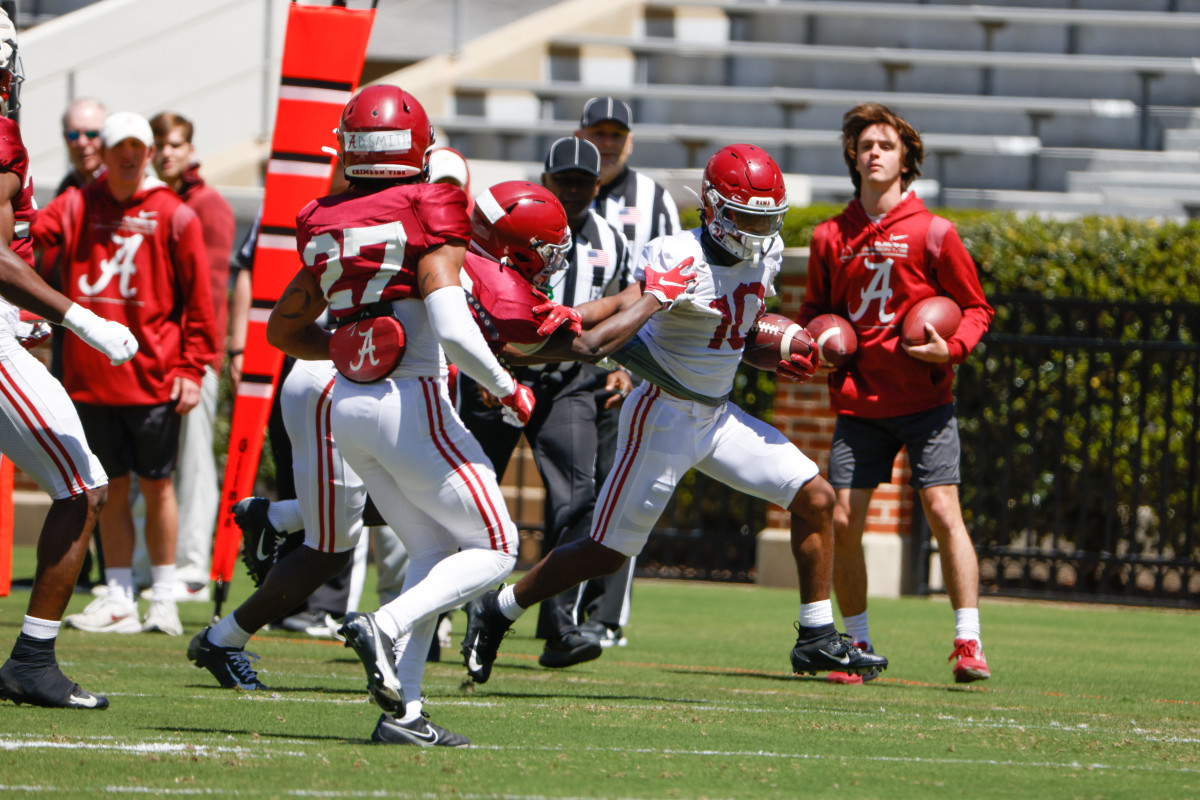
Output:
[592, 385, 659, 545]
[0, 361, 85, 496]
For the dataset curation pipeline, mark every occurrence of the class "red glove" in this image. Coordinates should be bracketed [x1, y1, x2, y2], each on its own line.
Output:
[533, 301, 583, 337]
[498, 382, 536, 427]
[777, 349, 820, 383]
[644, 257, 697, 309]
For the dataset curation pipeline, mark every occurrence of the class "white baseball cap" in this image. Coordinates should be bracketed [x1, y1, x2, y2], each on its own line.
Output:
[428, 148, 469, 188]
[101, 112, 153, 149]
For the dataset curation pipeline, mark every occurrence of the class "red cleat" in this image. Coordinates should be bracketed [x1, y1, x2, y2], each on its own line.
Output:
[826, 642, 877, 685]
[949, 638, 991, 683]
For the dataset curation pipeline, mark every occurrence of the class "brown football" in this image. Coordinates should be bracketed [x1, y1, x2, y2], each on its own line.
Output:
[743, 312, 815, 373]
[901, 296, 962, 346]
[805, 313, 858, 368]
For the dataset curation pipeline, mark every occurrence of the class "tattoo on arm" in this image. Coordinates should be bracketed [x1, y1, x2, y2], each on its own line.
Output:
[277, 285, 313, 320]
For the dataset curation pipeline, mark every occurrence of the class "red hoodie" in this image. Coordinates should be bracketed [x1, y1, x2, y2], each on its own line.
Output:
[177, 165, 234, 355]
[797, 192, 993, 418]
[33, 175, 216, 406]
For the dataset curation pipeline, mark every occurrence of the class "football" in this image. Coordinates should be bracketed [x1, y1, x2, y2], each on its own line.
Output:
[743, 312, 815, 373]
[805, 313, 857, 368]
[901, 296, 962, 346]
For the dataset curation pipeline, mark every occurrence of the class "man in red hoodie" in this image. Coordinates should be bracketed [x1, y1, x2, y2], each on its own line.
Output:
[797, 103, 995, 684]
[149, 111, 234, 603]
[34, 111, 216, 640]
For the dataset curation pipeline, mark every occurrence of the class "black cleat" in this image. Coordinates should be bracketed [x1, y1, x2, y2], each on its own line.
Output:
[538, 630, 603, 669]
[186, 627, 267, 690]
[338, 612, 403, 713]
[790, 625, 889, 677]
[0, 658, 109, 710]
[371, 712, 470, 747]
[460, 589, 513, 684]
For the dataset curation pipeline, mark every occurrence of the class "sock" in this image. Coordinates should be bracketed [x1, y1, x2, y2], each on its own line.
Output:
[796, 600, 836, 639]
[497, 585, 525, 621]
[21, 616, 60, 641]
[210, 614, 254, 649]
[106, 567, 136, 609]
[398, 697, 424, 724]
[150, 565, 176, 602]
[268, 499, 304, 533]
[841, 611, 871, 649]
[954, 607, 981, 643]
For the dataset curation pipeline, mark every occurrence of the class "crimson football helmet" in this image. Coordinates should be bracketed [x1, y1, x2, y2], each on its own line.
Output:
[0, 9, 23, 118]
[469, 181, 572, 285]
[337, 85, 433, 180]
[701, 144, 788, 260]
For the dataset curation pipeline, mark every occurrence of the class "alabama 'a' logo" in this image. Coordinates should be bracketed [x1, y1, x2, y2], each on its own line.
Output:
[349, 326, 380, 371]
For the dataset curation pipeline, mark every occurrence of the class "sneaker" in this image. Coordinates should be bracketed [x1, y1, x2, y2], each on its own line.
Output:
[280, 610, 344, 641]
[0, 658, 109, 710]
[949, 638, 991, 683]
[460, 589, 513, 684]
[142, 598, 184, 636]
[186, 627, 267, 690]
[63, 596, 142, 634]
[539, 630, 603, 669]
[234, 496, 282, 584]
[790, 625, 889, 677]
[371, 712, 469, 747]
[338, 612, 404, 713]
[826, 642, 880, 685]
[140, 581, 210, 603]
[580, 619, 628, 648]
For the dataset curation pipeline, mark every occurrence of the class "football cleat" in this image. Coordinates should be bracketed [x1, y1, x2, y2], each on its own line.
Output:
[142, 598, 183, 636]
[371, 712, 470, 747]
[790, 625, 888, 676]
[338, 612, 404, 713]
[826, 642, 880, 685]
[62, 596, 142, 634]
[186, 627, 267, 690]
[538, 630, 603, 669]
[580, 619, 628, 648]
[0, 658, 109, 710]
[460, 589, 513, 684]
[949, 638, 991, 683]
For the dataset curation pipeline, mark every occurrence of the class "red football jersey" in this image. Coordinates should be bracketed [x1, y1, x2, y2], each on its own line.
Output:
[297, 182, 471, 319]
[461, 251, 550, 351]
[0, 116, 37, 268]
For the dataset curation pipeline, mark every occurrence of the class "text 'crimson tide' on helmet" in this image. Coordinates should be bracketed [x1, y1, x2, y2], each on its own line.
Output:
[337, 85, 433, 180]
[0, 8, 23, 118]
[701, 143, 788, 260]
[469, 181, 572, 285]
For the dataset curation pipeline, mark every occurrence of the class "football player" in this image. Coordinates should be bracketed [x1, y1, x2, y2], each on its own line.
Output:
[0, 10, 139, 710]
[461, 144, 891, 686]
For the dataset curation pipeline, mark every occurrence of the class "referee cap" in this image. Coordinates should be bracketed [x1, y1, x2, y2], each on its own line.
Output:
[544, 136, 601, 177]
[579, 96, 632, 130]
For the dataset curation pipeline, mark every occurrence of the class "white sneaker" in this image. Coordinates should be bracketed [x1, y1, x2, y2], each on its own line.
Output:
[142, 599, 183, 636]
[63, 596, 141, 634]
[139, 581, 210, 603]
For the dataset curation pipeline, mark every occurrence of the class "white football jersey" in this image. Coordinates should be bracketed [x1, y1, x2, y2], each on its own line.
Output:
[633, 229, 783, 399]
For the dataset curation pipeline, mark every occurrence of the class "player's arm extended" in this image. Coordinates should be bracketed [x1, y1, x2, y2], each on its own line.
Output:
[267, 267, 331, 360]
[0, 171, 72, 323]
[507, 283, 662, 365]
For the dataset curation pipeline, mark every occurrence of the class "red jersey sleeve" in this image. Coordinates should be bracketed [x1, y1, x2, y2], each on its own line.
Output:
[926, 219, 993, 364]
[796, 218, 838, 327]
[412, 183, 472, 245]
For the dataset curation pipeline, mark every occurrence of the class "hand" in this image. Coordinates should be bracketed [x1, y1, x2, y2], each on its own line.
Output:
[777, 348, 820, 383]
[61, 304, 139, 365]
[14, 318, 51, 350]
[901, 323, 952, 363]
[171, 376, 202, 415]
[478, 385, 500, 408]
[604, 369, 633, 409]
[498, 382, 535, 427]
[533, 301, 583, 337]
[643, 256, 698, 309]
[227, 352, 244, 394]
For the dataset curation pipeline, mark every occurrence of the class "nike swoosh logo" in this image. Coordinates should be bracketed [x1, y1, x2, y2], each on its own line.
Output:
[68, 692, 100, 708]
[255, 532, 271, 563]
[826, 652, 851, 665]
[406, 725, 439, 744]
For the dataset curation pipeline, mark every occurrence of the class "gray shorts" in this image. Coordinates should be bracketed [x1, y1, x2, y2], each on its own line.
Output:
[828, 403, 960, 490]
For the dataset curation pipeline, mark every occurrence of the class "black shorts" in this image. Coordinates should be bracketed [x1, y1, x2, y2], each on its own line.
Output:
[75, 401, 181, 480]
[828, 403, 960, 490]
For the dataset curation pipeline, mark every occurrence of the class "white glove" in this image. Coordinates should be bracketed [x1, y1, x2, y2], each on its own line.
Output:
[0, 8, 15, 67]
[62, 304, 139, 365]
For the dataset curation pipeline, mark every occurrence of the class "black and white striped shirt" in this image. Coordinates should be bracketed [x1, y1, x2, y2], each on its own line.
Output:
[594, 166, 680, 268]
[543, 208, 631, 309]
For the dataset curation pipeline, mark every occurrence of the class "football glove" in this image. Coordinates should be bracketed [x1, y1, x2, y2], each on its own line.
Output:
[532, 301, 583, 337]
[777, 349, 820, 383]
[643, 256, 698, 309]
[62, 304, 139, 366]
[498, 382, 535, 427]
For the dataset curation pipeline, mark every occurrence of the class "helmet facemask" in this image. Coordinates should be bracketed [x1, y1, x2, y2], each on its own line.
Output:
[0, 38, 23, 118]
[704, 185, 787, 260]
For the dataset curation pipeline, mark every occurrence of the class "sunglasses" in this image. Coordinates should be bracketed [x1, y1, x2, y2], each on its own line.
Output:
[64, 129, 100, 142]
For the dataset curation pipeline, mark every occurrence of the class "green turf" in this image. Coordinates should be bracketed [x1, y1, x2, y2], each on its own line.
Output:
[1, 544, 1198, 799]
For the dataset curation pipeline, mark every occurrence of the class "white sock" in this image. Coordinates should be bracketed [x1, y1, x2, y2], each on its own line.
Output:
[376, 549, 516, 640]
[399, 697, 424, 724]
[22, 615, 60, 640]
[497, 585, 525, 621]
[954, 607, 981, 642]
[106, 567, 136, 609]
[799, 599, 834, 628]
[842, 611, 871, 648]
[268, 499, 304, 533]
[150, 564, 176, 602]
[209, 614, 253, 649]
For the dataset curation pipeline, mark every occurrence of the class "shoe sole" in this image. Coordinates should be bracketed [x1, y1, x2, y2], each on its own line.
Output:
[0, 679, 110, 710]
[340, 616, 404, 713]
[954, 667, 991, 683]
[791, 654, 889, 677]
[65, 618, 143, 634]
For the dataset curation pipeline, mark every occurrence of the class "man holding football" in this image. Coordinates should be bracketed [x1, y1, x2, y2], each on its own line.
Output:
[796, 103, 995, 684]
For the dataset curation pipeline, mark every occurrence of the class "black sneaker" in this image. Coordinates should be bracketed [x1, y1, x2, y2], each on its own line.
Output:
[186, 627, 267, 690]
[234, 497, 283, 586]
[0, 658, 109, 710]
[460, 589, 513, 684]
[790, 625, 889, 677]
[338, 612, 403, 713]
[371, 712, 470, 747]
[538, 630, 603, 669]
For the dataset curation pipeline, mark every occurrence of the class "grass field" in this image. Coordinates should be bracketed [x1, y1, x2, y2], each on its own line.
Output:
[1, 544, 1198, 799]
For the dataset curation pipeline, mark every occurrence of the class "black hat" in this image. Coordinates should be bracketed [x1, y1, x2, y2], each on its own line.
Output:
[544, 136, 601, 177]
[579, 96, 632, 130]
